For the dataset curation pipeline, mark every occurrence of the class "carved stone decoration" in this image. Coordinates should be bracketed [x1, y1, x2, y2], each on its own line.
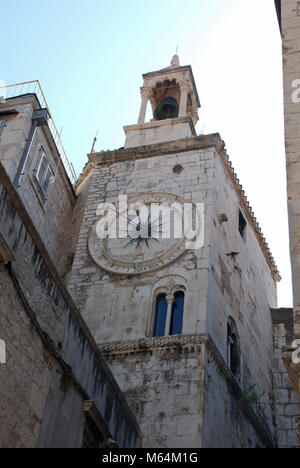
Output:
[140, 87, 152, 99]
[88, 193, 201, 276]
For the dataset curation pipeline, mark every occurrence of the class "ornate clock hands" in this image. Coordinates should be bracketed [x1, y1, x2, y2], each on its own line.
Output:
[123, 209, 162, 249]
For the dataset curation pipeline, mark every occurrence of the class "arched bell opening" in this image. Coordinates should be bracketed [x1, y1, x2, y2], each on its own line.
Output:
[152, 80, 181, 121]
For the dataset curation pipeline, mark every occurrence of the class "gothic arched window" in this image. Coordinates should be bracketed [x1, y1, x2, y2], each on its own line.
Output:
[170, 291, 185, 336]
[227, 318, 240, 377]
[153, 294, 168, 337]
[153, 291, 185, 337]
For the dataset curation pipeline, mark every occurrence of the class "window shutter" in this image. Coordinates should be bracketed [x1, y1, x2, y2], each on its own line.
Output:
[37, 154, 48, 184]
[0, 120, 6, 136]
[36, 151, 53, 197]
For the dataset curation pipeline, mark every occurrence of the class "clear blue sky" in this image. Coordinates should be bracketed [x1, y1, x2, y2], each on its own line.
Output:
[1, 1, 290, 306]
[2, 0, 245, 173]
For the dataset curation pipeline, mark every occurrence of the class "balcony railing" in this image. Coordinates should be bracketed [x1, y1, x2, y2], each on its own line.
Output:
[0, 80, 77, 184]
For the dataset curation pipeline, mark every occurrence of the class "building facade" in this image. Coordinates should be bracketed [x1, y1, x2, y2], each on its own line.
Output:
[67, 57, 299, 447]
[275, 0, 300, 443]
[0, 88, 141, 448]
[1, 39, 300, 446]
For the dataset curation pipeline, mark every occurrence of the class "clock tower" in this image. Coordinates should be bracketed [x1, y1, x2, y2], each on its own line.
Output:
[68, 57, 281, 448]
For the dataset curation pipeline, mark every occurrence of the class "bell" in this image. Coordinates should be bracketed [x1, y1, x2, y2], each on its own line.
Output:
[155, 97, 179, 121]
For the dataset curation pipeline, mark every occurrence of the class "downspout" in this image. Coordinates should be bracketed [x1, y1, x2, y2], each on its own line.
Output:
[14, 108, 49, 188]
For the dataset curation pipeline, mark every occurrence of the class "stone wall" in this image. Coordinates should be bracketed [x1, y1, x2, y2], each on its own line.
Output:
[202, 341, 274, 448]
[0, 266, 53, 448]
[206, 149, 278, 438]
[0, 162, 141, 448]
[101, 334, 276, 448]
[101, 336, 206, 448]
[68, 142, 215, 344]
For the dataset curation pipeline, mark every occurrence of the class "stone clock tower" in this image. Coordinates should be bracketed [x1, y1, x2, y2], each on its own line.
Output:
[68, 57, 282, 448]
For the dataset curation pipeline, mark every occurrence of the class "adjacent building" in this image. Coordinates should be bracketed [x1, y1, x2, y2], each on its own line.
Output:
[275, 0, 300, 443]
[0, 83, 141, 448]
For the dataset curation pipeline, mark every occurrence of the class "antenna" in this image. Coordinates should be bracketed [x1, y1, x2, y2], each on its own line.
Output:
[176, 43, 179, 55]
[90, 130, 99, 154]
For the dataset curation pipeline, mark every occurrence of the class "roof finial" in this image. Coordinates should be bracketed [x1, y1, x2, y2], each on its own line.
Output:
[90, 130, 99, 154]
[171, 52, 180, 67]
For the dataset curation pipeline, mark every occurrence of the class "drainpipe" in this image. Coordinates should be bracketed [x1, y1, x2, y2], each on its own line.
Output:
[14, 108, 49, 188]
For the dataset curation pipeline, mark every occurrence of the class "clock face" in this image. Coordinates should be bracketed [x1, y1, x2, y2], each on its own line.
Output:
[88, 193, 198, 276]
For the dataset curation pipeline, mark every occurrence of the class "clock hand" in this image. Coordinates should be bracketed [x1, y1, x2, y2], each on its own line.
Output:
[136, 210, 142, 232]
[124, 238, 136, 248]
[111, 207, 139, 229]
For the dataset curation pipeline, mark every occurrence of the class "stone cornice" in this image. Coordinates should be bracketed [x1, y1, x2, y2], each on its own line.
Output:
[100, 333, 276, 448]
[99, 334, 207, 355]
[271, 308, 294, 323]
[142, 64, 200, 107]
[76, 133, 280, 282]
[75, 134, 223, 189]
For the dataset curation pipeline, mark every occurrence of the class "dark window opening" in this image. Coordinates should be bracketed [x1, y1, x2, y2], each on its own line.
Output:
[170, 291, 184, 335]
[153, 294, 168, 337]
[238, 210, 247, 240]
[227, 318, 240, 377]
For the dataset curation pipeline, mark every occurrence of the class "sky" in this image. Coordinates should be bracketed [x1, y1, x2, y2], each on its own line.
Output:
[1, 0, 291, 306]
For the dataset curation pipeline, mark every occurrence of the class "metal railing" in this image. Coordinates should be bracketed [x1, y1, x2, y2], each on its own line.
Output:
[0, 80, 77, 184]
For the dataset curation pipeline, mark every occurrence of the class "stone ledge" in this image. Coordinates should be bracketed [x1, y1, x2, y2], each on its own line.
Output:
[99, 334, 207, 355]
[271, 308, 294, 323]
